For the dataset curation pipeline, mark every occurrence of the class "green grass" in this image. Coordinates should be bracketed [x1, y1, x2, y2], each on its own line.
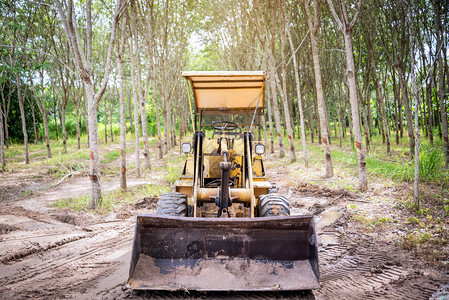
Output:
[102, 150, 121, 164]
[300, 135, 448, 185]
[50, 183, 170, 214]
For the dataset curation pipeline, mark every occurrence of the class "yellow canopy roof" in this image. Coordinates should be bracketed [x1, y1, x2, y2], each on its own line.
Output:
[181, 71, 266, 113]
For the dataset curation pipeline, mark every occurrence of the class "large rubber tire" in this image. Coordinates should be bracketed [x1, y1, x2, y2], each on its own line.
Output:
[156, 192, 187, 216]
[258, 193, 290, 217]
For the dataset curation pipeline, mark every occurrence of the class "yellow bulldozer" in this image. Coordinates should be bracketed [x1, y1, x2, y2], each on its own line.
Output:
[127, 71, 319, 291]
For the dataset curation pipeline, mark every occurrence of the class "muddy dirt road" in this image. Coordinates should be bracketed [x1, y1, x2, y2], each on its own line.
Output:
[0, 152, 447, 299]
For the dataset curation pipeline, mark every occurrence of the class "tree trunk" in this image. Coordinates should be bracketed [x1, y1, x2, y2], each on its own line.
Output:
[104, 98, 108, 144]
[267, 70, 285, 158]
[118, 14, 127, 190]
[275, 71, 296, 162]
[261, 114, 268, 147]
[75, 101, 81, 149]
[392, 70, 400, 144]
[131, 40, 141, 177]
[0, 84, 10, 149]
[16, 74, 29, 164]
[0, 100, 5, 168]
[337, 98, 342, 147]
[62, 105, 67, 153]
[127, 91, 134, 133]
[86, 84, 102, 208]
[434, 0, 449, 167]
[398, 68, 415, 157]
[343, 32, 367, 191]
[27, 64, 52, 157]
[408, 10, 420, 207]
[171, 106, 177, 147]
[53, 94, 59, 141]
[278, 13, 295, 162]
[82, 98, 90, 148]
[131, 0, 150, 170]
[266, 81, 275, 154]
[30, 102, 37, 144]
[370, 49, 391, 154]
[288, 25, 309, 166]
[153, 90, 164, 159]
[359, 83, 370, 153]
[161, 90, 169, 155]
[303, 0, 333, 177]
[345, 83, 354, 150]
[40, 73, 52, 157]
[109, 99, 114, 143]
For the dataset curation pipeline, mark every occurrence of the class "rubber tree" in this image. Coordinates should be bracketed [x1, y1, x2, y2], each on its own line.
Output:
[277, 1, 296, 163]
[326, 0, 367, 191]
[287, 24, 309, 167]
[408, 8, 420, 207]
[55, 0, 125, 208]
[130, 35, 141, 177]
[117, 11, 128, 190]
[302, 0, 333, 178]
[25, 57, 52, 158]
[131, 0, 150, 170]
[0, 83, 5, 168]
[433, 0, 449, 167]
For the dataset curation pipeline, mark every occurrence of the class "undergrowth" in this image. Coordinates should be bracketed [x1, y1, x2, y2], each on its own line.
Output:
[50, 183, 170, 214]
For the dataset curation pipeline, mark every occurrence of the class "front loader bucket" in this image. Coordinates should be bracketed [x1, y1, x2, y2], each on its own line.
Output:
[127, 215, 319, 291]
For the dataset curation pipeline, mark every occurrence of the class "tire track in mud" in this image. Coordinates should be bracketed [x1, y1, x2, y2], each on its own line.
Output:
[315, 228, 448, 300]
[0, 220, 134, 299]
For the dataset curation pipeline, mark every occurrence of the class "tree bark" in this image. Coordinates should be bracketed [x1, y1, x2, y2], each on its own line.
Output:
[303, 0, 333, 177]
[434, 0, 449, 167]
[0, 101, 5, 168]
[288, 27, 309, 167]
[369, 45, 391, 154]
[153, 89, 164, 159]
[29, 99, 37, 144]
[398, 67, 416, 157]
[0, 82, 11, 149]
[267, 69, 285, 158]
[327, 0, 365, 189]
[16, 73, 29, 164]
[104, 98, 108, 144]
[408, 10, 420, 207]
[343, 32, 367, 190]
[118, 12, 128, 190]
[278, 6, 295, 162]
[131, 0, 150, 170]
[130, 37, 141, 177]
[75, 98, 81, 150]
[266, 80, 275, 154]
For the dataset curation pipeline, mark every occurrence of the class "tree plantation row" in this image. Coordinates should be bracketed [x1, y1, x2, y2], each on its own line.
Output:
[0, 0, 448, 207]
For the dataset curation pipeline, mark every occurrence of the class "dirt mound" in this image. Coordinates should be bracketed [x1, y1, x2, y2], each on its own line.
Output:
[0, 235, 85, 263]
[53, 213, 77, 225]
[295, 182, 357, 201]
[307, 203, 326, 215]
[0, 224, 18, 234]
[132, 197, 158, 210]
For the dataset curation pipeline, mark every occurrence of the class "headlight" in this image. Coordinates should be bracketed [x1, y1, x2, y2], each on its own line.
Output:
[255, 143, 265, 155]
[181, 143, 191, 154]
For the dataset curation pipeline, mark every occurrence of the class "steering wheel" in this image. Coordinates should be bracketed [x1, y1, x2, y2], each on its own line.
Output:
[211, 121, 242, 138]
[211, 121, 239, 131]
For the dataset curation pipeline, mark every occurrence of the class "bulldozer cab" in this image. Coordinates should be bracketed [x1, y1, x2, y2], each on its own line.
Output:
[183, 71, 265, 130]
[127, 71, 320, 291]
[178, 71, 269, 218]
